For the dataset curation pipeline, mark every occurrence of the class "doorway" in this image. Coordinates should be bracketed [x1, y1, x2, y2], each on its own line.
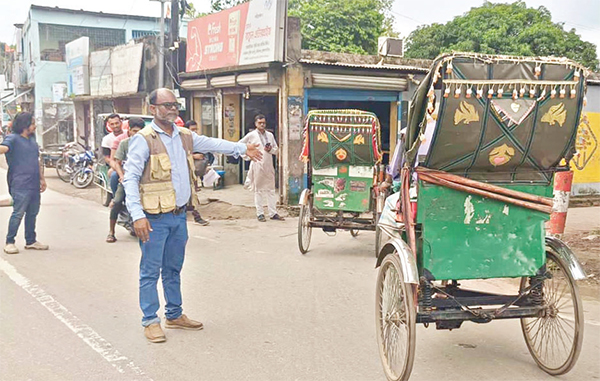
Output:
[242, 94, 280, 186]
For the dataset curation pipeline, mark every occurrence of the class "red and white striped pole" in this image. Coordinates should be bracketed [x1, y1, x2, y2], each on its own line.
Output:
[549, 171, 574, 238]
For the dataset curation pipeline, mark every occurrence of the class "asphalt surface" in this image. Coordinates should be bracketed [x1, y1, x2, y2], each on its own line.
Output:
[0, 172, 599, 381]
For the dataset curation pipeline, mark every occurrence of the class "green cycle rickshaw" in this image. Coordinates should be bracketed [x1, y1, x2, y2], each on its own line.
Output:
[375, 52, 588, 380]
[297, 109, 386, 254]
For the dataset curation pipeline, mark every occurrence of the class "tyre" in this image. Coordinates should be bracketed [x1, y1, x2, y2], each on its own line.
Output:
[297, 203, 312, 254]
[100, 185, 112, 206]
[56, 158, 71, 182]
[72, 168, 94, 188]
[520, 250, 584, 375]
[376, 254, 416, 381]
[350, 229, 359, 237]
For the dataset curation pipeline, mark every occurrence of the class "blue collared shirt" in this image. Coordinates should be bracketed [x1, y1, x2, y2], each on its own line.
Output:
[124, 121, 247, 221]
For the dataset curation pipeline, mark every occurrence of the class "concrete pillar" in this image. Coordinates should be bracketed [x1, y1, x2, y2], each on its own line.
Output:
[282, 17, 304, 205]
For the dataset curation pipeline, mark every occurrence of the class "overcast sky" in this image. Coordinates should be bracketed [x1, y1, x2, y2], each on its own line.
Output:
[1, 0, 598, 56]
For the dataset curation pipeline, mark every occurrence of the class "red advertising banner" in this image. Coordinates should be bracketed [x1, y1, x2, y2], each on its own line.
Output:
[186, 0, 284, 73]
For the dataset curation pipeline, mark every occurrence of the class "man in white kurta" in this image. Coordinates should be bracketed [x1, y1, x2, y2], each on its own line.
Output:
[240, 115, 284, 222]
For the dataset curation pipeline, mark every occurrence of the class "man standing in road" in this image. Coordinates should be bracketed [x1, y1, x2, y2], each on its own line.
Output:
[0, 112, 49, 254]
[240, 114, 284, 222]
[123, 88, 262, 343]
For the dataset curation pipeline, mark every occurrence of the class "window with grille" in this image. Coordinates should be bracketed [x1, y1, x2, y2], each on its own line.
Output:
[38, 23, 126, 62]
[132, 30, 158, 40]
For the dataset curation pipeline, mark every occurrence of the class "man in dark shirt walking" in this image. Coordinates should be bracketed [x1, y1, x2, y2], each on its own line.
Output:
[0, 112, 48, 254]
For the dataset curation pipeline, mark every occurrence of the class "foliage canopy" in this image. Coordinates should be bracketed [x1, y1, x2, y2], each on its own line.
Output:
[404, 1, 598, 69]
[289, 0, 396, 55]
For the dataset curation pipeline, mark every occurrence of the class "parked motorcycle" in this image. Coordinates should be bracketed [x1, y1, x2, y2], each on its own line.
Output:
[55, 142, 96, 188]
[56, 142, 84, 182]
[71, 150, 96, 188]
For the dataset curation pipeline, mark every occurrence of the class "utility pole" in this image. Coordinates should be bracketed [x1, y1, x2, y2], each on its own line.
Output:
[150, 0, 168, 88]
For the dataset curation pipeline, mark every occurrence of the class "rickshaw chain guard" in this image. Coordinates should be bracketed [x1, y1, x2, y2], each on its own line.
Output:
[418, 273, 551, 323]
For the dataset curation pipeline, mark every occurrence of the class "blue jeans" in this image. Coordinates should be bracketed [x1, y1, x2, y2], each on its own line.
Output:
[109, 171, 119, 196]
[6, 189, 41, 245]
[139, 211, 188, 327]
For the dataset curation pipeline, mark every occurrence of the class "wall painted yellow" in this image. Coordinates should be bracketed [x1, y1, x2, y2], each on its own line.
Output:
[571, 112, 600, 184]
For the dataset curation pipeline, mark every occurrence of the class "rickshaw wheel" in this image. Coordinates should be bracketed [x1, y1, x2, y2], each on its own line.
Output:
[520, 250, 584, 375]
[55, 158, 70, 183]
[350, 229, 359, 237]
[100, 185, 112, 207]
[297, 203, 312, 254]
[376, 254, 416, 381]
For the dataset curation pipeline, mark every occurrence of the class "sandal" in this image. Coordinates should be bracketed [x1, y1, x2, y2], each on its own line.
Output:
[106, 234, 117, 243]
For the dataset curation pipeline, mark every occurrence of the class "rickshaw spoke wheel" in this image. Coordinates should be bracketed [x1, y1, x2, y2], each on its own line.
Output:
[376, 254, 416, 381]
[520, 250, 583, 375]
[297, 203, 312, 254]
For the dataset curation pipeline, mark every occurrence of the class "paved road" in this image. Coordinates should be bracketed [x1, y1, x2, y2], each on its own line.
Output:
[0, 178, 599, 380]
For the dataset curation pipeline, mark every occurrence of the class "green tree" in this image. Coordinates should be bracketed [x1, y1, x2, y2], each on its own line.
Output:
[210, 0, 248, 13]
[185, 0, 248, 18]
[404, 1, 599, 70]
[289, 0, 397, 55]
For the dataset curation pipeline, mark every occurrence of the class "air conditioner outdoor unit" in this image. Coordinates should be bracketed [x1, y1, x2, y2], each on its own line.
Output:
[378, 37, 403, 57]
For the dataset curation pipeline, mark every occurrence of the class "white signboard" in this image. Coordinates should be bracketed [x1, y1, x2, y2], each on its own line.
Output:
[111, 43, 144, 95]
[52, 83, 67, 102]
[238, 0, 284, 65]
[90, 50, 112, 96]
[65, 37, 90, 96]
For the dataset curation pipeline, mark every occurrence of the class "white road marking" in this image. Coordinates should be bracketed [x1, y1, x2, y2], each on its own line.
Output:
[0, 258, 152, 380]
[192, 235, 219, 243]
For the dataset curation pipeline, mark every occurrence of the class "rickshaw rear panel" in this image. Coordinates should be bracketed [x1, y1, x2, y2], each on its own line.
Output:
[312, 165, 374, 212]
[416, 181, 551, 280]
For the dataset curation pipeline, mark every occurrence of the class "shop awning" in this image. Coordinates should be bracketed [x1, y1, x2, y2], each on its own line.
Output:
[1, 88, 32, 105]
[310, 73, 407, 91]
[181, 72, 271, 91]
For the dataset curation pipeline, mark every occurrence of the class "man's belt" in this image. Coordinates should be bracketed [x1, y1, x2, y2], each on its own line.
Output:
[173, 205, 186, 215]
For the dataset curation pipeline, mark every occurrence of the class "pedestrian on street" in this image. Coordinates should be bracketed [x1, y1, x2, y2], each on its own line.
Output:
[102, 114, 126, 202]
[123, 88, 262, 343]
[240, 114, 284, 222]
[0, 112, 49, 254]
[182, 120, 209, 226]
[106, 117, 145, 243]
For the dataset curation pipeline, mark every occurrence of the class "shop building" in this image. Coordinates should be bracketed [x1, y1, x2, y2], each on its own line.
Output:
[179, 0, 430, 204]
[8, 5, 162, 148]
[571, 75, 600, 196]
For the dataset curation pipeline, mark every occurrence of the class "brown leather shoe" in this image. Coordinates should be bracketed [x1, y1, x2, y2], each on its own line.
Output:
[165, 314, 204, 330]
[144, 323, 166, 343]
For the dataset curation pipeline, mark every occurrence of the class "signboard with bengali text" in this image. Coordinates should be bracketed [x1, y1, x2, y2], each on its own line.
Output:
[186, 0, 285, 72]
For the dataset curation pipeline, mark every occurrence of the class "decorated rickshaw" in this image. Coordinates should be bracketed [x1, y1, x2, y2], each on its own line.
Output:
[297, 109, 385, 254]
[375, 52, 589, 380]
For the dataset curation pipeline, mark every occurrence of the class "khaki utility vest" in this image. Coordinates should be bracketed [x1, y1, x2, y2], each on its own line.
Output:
[138, 125, 199, 214]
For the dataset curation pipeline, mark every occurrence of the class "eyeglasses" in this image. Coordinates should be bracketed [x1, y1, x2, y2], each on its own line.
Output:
[152, 102, 181, 110]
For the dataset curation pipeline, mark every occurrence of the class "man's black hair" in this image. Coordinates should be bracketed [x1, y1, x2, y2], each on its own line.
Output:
[184, 120, 198, 128]
[12, 112, 33, 134]
[255, 114, 266, 122]
[106, 113, 121, 122]
[148, 89, 159, 105]
[128, 117, 146, 128]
